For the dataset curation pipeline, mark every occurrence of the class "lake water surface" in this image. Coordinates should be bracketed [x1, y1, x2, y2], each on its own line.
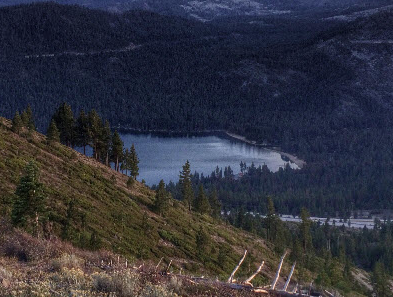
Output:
[118, 133, 297, 186]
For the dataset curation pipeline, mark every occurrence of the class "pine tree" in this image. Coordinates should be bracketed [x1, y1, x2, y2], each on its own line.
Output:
[100, 120, 111, 166]
[75, 110, 90, 155]
[46, 119, 60, 143]
[11, 161, 47, 236]
[52, 103, 75, 146]
[111, 130, 123, 172]
[209, 187, 221, 219]
[372, 261, 392, 297]
[12, 111, 23, 135]
[20, 110, 29, 127]
[194, 184, 211, 214]
[265, 197, 278, 242]
[25, 105, 35, 131]
[129, 144, 139, 180]
[300, 207, 312, 252]
[122, 148, 130, 175]
[88, 110, 103, 160]
[154, 180, 170, 216]
[61, 199, 75, 240]
[179, 160, 193, 211]
[196, 226, 209, 261]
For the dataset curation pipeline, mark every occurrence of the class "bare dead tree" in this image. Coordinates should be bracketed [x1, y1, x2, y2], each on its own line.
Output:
[165, 259, 173, 274]
[283, 262, 296, 292]
[271, 251, 287, 290]
[227, 250, 247, 283]
[244, 260, 265, 286]
[155, 257, 164, 272]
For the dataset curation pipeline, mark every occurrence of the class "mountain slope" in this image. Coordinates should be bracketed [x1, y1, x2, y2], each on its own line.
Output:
[0, 117, 297, 286]
[0, 2, 214, 55]
[0, 0, 392, 20]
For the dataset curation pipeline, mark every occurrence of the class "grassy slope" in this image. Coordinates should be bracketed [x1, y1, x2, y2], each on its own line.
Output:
[0, 117, 299, 287]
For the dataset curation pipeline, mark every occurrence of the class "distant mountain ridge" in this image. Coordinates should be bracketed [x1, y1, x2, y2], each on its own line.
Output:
[0, 0, 392, 20]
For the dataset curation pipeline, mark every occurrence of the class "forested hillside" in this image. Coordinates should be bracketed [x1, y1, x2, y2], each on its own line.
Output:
[1, 3, 393, 215]
[0, 116, 283, 281]
[0, 115, 378, 295]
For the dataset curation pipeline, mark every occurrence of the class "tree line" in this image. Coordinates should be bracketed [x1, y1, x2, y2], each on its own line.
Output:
[153, 160, 221, 219]
[12, 103, 140, 179]
[49, 103, 140, 179]
[223, 197, 392, 296]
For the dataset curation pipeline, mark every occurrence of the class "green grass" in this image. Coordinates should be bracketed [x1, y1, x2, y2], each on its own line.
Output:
[0, 117, 285, 281]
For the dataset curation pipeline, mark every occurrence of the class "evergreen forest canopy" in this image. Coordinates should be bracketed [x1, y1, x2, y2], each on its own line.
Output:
[1, 2, 393, 216]
[5, 110, 393, 296]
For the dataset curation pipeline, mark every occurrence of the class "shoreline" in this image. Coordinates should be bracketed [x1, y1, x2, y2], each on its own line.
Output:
[118, 127, 306, 169]
[223, 132, 306, 169]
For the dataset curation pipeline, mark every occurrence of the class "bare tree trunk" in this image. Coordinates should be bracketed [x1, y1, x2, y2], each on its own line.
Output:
[283, 262, 296, 292]
[116, 157, 119, 172]
[166, 260, 172, 274]
[244, 260, 264, 285]
[228, 250, 247, 283]
[271, 251, 287, 290]
[155, 257, 164, 272]
[35, 212, 39, 238]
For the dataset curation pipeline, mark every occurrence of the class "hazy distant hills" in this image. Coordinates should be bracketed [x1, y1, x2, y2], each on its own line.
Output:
[0, 2, 213, 55]
[1, 0, 392, 20]
[0, 1, 392, 138]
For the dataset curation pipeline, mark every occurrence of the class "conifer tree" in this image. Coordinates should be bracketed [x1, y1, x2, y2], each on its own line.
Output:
[209, 187, 221, 218]
[154, 180, 170, 216]
[25, 104, 35, 131]
[194, 184, 211, 214]
[122, 148, 129, 175]
[129, 144, 139, 180]
[300, 207, 312, 252]
[372, 261, 392, 296]
[11, 161, 47, 236]
[196, 226, 209, 261]
[101, 120, 111, 166]
[61, 199, 75, 240]
[179, 160, 193, 211]
[21, 109, 29, 127]
[264, 197, 280, 242]
[75, 110, 90, 155]
[52, 103, 75, 146]
[46, 119, 60, 143]
[111, 130, 123, 172]
[88, 110, 103, 160]
[12, 111, 23, 135]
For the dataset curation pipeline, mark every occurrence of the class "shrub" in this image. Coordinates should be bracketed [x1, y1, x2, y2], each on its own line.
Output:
[0, 267, 12, 281]
[50, 254, 83, 272]
[140, 282, 174, 297]
[127, 177, 135, 189]
[92, 271, 139, 296]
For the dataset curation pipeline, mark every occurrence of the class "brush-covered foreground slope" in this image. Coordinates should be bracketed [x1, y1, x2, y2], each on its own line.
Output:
[0, 221, 267, 296]
[0, 117, 305, 288]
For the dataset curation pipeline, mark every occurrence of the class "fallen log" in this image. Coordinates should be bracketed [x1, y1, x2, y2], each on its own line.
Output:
[271, 251, 287, 290]
[227, 249, 248, 283]
[244, 260, 265, 286]
[283, 262, 296, 292]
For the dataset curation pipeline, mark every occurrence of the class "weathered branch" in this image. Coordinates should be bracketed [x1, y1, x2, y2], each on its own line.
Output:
[283, 262, 296, 292]
[227, 249, 248, 283]
[244, 260, 265, 285]
[271, 251, 287, 290]
[155, 257, 164, 272]
[165, 259, 173, 274]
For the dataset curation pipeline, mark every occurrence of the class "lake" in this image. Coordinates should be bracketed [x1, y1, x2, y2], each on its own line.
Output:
[117, 133, 297, 186]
